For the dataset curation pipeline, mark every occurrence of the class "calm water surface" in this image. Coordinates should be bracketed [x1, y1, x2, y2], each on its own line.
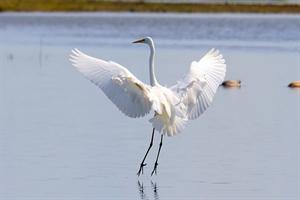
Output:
[0, 12, 299, 200]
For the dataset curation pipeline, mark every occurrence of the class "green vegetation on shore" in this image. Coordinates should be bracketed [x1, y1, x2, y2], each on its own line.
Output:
[0, 0, 300, 13]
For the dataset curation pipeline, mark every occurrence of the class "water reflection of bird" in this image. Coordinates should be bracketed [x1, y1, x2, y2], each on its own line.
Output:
[151, 181, 159, 200]
[137, 181, 147, 200]
[7, 53, 14, 61]
[221, 80, 241, 88]
[288, 81, 300, 88]
[137, 181, 160, 200]
[70, 37, 226, 176]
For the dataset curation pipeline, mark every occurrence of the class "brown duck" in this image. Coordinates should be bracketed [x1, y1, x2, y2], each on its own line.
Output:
[221, 80, 241, 88]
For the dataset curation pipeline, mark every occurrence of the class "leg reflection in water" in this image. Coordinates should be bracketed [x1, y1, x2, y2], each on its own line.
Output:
[137, 181, 160, 200]
[137, 181, 147, 200]
[151, 181, 159, 200]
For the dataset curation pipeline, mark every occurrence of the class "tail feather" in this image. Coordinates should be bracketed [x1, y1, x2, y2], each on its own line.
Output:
[149, 115, 186, 136]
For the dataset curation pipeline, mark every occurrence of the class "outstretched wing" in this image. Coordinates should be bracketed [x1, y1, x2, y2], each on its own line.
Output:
[170, 49, 226, 120]
[70, 49, 153, 118]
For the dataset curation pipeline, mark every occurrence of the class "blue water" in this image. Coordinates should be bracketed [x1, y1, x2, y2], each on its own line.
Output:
[0, 12, 299, 200]
[1, 12, 300, 51]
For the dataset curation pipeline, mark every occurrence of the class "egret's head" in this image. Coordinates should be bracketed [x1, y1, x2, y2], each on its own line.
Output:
[132, 37, 154, 46]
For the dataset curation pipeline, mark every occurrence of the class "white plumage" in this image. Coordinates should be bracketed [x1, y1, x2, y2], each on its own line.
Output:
[70, 37, 226, 136]
[70, 49, 153, 118]
[170, 48, 226, 120]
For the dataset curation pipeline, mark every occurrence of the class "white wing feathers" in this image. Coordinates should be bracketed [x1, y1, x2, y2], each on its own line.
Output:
[70, 48, 225, 135]
[70, 49, 153, 118]
[171, 49, 226, 120]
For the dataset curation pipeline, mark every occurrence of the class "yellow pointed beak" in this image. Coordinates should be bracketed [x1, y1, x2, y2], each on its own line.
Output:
[132, 38, 145, 44]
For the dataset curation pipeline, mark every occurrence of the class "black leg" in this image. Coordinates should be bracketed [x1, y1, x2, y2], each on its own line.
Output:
[151, 134, 163, 176]
[137, 128, 155, 176]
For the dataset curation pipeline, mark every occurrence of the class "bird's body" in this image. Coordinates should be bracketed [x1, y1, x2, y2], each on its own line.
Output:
[288, 81, 300, 88]
[149, 83, 187, 136]
[221, 80, 241, 88]
[70, 37, 226, 175]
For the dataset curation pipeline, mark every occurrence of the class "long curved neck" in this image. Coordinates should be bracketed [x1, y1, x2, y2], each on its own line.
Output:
[149, 42, 158, 86]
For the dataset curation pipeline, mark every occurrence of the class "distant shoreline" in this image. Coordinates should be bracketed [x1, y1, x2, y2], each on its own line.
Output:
[0, 1, 300, 13]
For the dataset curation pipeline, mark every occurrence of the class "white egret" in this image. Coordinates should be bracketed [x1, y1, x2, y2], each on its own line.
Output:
[70, 37, 226, 176]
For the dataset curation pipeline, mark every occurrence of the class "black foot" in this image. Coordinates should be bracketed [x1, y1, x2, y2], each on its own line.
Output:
[151, 162, 158, 176]
[137, 163, 147, 176]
